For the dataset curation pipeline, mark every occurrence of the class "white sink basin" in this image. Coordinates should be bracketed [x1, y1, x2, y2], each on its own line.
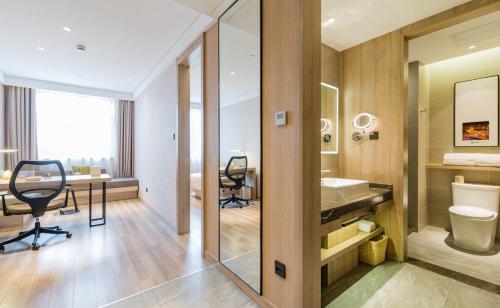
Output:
[321, 177, 369, 203]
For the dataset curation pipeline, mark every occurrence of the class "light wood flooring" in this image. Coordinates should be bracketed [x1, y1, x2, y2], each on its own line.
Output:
[219, 201, 261, 262]
[0, 199, 209, 308]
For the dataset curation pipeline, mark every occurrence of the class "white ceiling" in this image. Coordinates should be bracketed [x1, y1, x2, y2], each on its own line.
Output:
[321, 0, 471, 51]
[0, 0, 210, 95]
[409, 11, 500, 64]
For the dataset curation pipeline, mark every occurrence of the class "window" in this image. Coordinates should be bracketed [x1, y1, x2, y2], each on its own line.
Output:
[36, 90, 116, 161]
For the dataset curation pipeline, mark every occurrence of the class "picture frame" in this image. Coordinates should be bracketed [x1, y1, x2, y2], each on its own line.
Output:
[454, 75, 500, 147]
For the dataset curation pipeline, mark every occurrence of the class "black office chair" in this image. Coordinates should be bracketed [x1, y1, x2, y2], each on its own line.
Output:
[219, 156, 250, 208]
[0, 160, 72, 252]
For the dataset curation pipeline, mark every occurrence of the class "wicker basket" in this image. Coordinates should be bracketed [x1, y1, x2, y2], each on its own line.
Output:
[358, 234, 388, 266]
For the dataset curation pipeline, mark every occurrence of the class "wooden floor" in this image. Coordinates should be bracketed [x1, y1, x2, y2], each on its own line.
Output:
[0, 199, 209, 308]
[219, 201, 261, 262]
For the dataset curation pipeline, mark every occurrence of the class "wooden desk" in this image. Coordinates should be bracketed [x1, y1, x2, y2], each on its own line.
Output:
[0, 175, 112, 227]
[219, 167, 258, 199]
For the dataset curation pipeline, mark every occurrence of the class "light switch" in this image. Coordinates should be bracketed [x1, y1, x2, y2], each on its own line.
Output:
[275, 111, 287, 126]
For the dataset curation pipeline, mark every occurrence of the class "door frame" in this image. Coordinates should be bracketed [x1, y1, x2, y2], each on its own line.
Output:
[176, 35, 204, 239]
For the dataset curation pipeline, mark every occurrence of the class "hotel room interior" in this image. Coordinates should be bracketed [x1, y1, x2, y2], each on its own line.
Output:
[0, 0, 499, 307]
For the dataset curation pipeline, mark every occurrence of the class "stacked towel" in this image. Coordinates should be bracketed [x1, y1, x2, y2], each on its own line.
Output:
[443, 153, 500, 167]
[443, 153, 478, 166]
[475, 154, 500, 166]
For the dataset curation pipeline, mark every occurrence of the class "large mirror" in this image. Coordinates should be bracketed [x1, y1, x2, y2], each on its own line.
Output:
[219, 0, 261, 294]
[321, 83, 339, 153]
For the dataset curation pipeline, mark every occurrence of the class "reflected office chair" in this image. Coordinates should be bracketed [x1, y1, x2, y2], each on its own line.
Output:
[219, 156, 250, 208]
[0, 160, 72, 252]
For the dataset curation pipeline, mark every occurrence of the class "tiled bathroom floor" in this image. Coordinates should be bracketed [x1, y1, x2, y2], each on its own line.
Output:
[408, 226, 500, 285]
[327, 262, 500, 308]
[102, 266, 258, 308]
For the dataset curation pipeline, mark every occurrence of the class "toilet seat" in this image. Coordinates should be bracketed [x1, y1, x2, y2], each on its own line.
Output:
[449, 205, 495, 220]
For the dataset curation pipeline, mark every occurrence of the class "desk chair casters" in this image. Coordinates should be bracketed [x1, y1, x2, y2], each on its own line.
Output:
[0, 160, 72, 253]
[0, 218, 71, 252]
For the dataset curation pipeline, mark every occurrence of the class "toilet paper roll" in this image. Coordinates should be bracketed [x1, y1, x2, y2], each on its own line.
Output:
[455, 175, 464, 183]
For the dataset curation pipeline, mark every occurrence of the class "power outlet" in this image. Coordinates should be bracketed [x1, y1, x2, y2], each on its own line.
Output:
[275, 260, 286, 278]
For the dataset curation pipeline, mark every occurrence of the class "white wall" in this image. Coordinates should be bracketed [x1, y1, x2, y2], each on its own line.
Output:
[134, 61, 178, 229]
[220, 97, 260, 173]
[0, 84, 4, 170]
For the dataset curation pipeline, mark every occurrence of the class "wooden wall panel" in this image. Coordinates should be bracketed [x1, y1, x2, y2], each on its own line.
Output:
[262, 0, 321, 307]
[176, 64, 191, 235]
[203, 23, 219, 263]
[341, 31, 406, 261]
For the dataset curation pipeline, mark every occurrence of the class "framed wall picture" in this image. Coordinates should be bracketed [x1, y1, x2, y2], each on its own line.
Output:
[454, 75, 499, 147]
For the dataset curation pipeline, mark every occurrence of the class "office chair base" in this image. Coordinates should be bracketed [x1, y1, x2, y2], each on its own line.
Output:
[0, 221, 71, 252]
[220, 195, 250, 209]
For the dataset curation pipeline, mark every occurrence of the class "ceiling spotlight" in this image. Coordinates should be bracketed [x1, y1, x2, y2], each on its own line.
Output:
[36, 46, 45, 51]
[230, 71, 235, 76]
[76, 44, 86, 52]
[322, 17, 336, 28]
[47, 68, 53, 72]
[468, 44, 476, 49]
[127, 78, 132, 82]
[62, 26, 72, 32]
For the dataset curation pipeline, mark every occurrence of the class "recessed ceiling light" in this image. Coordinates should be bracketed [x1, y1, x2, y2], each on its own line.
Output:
[468, 44, 476, 49]
[322, 17, 336, 28]
[127, 78, 132, 82]
[47, 68, 53, 72]
[36, 47, 45, 51]
[230, 71, 235, 76]
[62, 26, 72, 32]
[222, 86, 226, 89]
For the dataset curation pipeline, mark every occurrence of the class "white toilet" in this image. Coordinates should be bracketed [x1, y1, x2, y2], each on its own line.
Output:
[449, 182, 500, 253]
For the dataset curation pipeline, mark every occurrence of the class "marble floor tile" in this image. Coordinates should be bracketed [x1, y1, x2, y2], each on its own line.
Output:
[408, 226, 500, 285]
[443, 281, 500, 308]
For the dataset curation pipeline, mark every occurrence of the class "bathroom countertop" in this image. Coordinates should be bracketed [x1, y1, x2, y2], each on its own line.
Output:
[321, 183, 393, 224]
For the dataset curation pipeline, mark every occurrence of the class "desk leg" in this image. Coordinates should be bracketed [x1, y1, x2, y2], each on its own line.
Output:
[90, 182, 106, 227]
[89, 183, 93, 227]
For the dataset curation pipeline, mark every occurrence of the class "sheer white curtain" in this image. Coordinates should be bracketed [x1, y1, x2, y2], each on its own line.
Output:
[36, 90, 117, 175]
[190, 107, 202, 173]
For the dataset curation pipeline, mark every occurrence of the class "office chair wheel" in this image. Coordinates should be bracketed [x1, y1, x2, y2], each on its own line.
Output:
[32, 244, 40, 251]
[0, 245, 4, 252]
[66, 233, 72, 239]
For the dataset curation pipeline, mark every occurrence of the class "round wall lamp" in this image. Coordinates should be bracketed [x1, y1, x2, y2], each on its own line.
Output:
[352, 113, 377, 141]
[320, 118, 330, 133]
[353, 112, 376, 132]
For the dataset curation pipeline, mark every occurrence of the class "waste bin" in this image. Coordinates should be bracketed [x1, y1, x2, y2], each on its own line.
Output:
[358, 234, 388, 266]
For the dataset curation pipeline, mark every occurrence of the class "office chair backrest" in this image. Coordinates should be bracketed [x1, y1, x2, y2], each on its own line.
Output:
[9, 160, 66, 217]
[225, 156, 248, 186]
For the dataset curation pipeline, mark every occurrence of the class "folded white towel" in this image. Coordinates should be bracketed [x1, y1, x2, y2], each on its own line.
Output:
[475, 154, 500, 167]
[443, 153, 479, 166]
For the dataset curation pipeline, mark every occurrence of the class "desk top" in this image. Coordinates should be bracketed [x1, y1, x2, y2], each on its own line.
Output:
[0, 174, 112, 190]
[219, 167, 256, 174]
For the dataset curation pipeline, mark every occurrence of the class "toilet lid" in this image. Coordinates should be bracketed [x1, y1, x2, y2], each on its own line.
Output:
[449, 205, 495, 220]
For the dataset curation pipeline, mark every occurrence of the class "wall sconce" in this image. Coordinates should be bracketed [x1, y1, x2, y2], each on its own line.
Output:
[352, 113, 377, 141]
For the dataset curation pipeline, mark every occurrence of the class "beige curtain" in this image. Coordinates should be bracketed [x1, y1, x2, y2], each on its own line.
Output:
[116, 100, 134, 177]
[4, 85, 38, 170]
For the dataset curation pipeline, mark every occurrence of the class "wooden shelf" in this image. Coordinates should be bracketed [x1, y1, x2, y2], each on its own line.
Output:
[320, 227, 384, 266]
[426, 164, 500, 172]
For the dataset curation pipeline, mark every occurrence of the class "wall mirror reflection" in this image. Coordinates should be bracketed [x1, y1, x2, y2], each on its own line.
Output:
[218, 0, 261, 294]
[321, 83, 339, 154]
